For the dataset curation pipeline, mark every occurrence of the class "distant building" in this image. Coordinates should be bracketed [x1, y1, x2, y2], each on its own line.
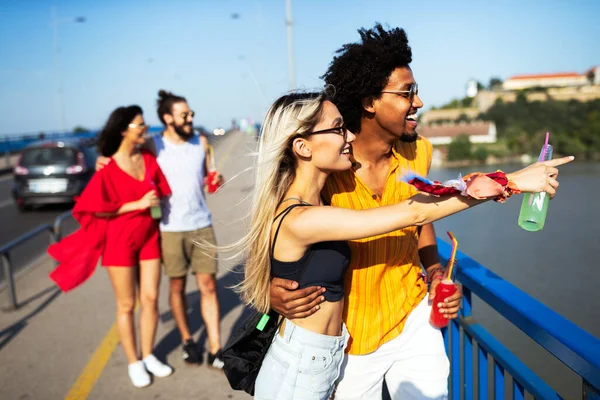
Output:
[466, 79, 479, 98]
[419, 121, 496, 146]
[419, 66, 600, 123]
[503, 66, 598, 90]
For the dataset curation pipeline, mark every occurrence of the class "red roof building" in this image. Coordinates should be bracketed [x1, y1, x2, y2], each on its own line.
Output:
[419, 121, 496, 145]
[503, 67, 597, 90]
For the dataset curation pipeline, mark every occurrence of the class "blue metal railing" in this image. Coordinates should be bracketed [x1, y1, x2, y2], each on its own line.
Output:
[437, 238, 600, 399]
[0, 127, 171, 155]
[0, 131, 97, 154]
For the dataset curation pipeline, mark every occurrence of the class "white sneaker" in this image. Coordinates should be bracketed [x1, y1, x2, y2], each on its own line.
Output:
[128, 361, 151, 388]
[143, 354, 173, 378]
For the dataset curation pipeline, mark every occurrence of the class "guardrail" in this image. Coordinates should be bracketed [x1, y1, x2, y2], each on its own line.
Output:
[0, 210, 74, 311]
[437, 239, 600, 400]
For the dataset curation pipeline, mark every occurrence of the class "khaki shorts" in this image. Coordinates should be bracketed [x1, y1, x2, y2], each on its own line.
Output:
[161, 226, 218, 277]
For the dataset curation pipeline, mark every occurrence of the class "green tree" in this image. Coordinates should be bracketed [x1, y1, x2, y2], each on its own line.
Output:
[447, 135, 472, 161]
[587, 70, 595, 85]
[472, 146, 489, 163]
[479, 97, 600, 160]
[489, 77, 503, 90]
[456, 113, 470, 123]
[72, 125, 89, 133]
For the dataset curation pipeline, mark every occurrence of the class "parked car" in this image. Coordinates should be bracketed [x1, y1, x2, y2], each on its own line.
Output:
[12, 138, 97, 211]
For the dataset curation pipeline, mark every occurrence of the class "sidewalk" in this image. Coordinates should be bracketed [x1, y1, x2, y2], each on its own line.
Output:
[0, 130, 258, 400]
[0, 153, 19, 174]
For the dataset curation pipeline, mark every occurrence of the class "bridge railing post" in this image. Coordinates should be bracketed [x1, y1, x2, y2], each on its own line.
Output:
[584, 379, 600, 400]
[1, 253, 18, 310]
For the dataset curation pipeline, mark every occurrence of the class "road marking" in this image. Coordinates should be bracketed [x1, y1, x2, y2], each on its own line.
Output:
[65, 303, 139, 399]
[216, 131, 244, 170]
[0, 174, 13, 183]
[0, 199, 13, 208]
[62, 135, 244, 399]
[64, 323, 120, 399]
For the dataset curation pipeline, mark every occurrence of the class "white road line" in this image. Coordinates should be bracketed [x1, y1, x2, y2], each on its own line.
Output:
[0, 174, 13, 183]
[0, 198, 14, 208]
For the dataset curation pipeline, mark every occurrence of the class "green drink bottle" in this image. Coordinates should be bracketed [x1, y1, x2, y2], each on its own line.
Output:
[150, 205, 162, 220]
[517, 143, 553, 232]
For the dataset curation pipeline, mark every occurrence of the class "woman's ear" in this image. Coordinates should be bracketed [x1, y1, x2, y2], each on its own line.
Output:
[292, 137, 312, 159]
[361, 96, 376, 113]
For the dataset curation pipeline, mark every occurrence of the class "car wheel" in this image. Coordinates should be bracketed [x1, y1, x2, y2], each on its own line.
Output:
[17, 202, 31, 213]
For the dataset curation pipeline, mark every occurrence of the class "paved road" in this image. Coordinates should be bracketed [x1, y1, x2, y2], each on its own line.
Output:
[0, 129, 255, 400]
[0, 174, 75, 281]
[0, 134, 229, 282]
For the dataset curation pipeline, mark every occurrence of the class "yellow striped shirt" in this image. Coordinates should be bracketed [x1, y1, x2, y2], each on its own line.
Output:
[322, 136, 433, 355]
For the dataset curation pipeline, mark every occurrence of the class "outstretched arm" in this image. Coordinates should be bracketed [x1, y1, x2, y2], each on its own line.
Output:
[288, 156, 572, 247]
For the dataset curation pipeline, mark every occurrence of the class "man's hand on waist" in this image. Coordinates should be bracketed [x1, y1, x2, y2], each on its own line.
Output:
[269, 277, 326, 319]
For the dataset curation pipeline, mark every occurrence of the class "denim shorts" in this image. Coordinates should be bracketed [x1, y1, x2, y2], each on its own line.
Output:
[254, 319, 349, 400]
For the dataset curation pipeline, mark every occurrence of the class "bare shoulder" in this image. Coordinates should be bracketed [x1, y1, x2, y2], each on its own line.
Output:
[199, 134, 209, 147]
[278, 204, 328, 235]
[271, 204, 315, 248]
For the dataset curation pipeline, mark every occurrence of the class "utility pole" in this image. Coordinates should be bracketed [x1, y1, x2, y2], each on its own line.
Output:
[51, 5, 66, 132]
[285, 0, 296, 90]
[51, 5, 85, 133]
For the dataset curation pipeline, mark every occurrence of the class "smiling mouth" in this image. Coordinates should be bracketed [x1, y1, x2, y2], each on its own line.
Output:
[406, 113, 417, 122]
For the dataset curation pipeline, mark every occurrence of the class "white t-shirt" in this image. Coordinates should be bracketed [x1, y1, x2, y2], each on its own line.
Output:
[153, 134, 212, 232]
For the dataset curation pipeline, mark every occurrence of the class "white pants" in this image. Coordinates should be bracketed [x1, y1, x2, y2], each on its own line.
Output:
[333, 296, 449, 400]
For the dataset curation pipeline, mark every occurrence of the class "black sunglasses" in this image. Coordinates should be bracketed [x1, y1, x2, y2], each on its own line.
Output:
[179, 111, 195, 119]
[307, 122, 348, 142]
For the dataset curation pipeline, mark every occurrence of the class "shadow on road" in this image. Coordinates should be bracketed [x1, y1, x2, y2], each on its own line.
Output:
[154, 264, 247, 359]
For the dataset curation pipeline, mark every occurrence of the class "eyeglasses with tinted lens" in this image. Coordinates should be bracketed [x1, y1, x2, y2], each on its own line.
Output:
[128, 123, 149, 129]
[308, 122, 348, 142]
[380, 82, 419, 103]
[180, 111, 195, 119]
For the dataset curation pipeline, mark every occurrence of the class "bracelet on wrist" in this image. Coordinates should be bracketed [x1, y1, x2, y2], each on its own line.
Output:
[403, 170, 521, 203]
[426, 268, 445, 283]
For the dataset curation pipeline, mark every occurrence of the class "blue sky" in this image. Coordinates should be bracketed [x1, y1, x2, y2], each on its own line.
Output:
[1, 0, 598, 135]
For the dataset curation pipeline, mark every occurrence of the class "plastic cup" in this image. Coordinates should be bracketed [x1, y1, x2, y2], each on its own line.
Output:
[206, 170, 220, 194]
[429, 279, 458, 329]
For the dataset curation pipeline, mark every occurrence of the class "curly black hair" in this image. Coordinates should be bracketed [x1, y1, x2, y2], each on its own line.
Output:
[321, 23, 412, 134]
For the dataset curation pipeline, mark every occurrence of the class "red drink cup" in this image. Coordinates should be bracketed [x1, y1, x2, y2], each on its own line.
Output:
[429, 279, 457, 328]
[206, 170, 220, 194]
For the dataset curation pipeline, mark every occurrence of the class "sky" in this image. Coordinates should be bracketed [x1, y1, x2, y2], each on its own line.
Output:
[0, 0, 598, 136]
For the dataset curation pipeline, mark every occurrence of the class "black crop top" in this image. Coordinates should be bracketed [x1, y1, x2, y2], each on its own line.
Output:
[270, 204, 351, 302]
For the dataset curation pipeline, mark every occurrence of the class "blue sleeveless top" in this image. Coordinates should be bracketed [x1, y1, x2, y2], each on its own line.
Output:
[270, 204, 351, 302]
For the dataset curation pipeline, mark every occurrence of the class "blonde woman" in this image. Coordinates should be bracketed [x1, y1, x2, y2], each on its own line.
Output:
[229, 91, 570, 400]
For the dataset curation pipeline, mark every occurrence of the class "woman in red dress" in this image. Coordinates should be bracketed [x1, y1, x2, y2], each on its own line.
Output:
[49, 105, 172, 387]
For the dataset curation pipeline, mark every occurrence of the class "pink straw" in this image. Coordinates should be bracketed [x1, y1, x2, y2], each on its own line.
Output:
[528, 132, 551, 205]
[539, 132, 550, 161]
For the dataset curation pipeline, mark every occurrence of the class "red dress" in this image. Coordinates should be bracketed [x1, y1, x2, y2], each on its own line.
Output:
[48, 151, 171, 292]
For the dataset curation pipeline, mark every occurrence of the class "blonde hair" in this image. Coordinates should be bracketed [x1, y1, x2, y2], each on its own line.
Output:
[229, 91, 329, 313]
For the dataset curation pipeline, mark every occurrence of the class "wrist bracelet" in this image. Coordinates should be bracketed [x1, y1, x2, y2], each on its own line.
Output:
[403, 170, 521, 203]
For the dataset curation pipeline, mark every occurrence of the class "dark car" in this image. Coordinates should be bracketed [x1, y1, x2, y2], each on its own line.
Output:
[12, 138, 97, 211]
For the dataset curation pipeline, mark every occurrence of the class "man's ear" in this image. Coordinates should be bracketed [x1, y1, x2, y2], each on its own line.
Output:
[163, 114, 173, 125]
[361, 96, 376, 113]
[292, 137, 312, 159]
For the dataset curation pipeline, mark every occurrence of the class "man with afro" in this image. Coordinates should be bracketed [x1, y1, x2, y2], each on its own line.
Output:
[270, 23, 460, 399]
